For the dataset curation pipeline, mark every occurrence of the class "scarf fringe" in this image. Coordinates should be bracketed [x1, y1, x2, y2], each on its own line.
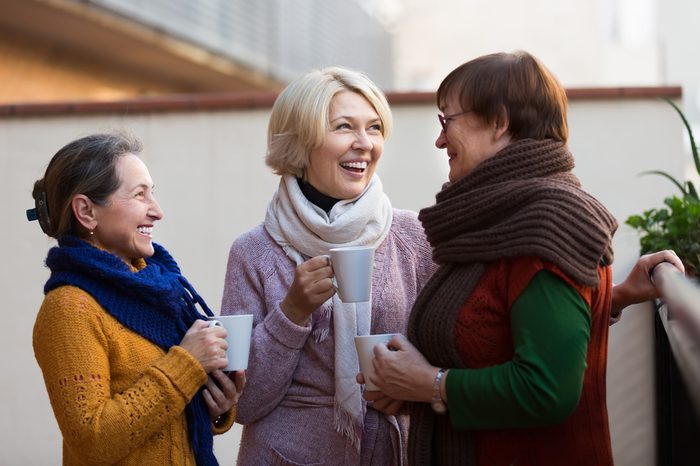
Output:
[311, 305, 332, 343]
[312, 327, 330, 343]
[334, 402, 364, 452]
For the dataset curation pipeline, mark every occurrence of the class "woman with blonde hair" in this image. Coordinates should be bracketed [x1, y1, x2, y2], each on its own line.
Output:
[224, 63, 680, 466]
[222, 67, 435, 465]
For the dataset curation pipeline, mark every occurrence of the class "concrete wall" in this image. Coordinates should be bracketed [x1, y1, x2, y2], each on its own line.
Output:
[0, 93, 685, 465]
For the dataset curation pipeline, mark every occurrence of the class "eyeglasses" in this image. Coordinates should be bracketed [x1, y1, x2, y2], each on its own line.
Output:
[438, 110, 471, 132]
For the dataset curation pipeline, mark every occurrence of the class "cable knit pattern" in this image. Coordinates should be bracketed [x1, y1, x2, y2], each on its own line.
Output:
[222, 210, 436, 466]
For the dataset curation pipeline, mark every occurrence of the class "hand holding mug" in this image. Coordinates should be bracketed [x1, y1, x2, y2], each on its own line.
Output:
[354, 333, 398, 391]
[356, 378, 404, 416]
[206, 315, 253, 371]
[179, 320, 228, 374]
[369, 334, 437, 403]
[281, 255, 335, 325]
[203, 369, 247, 421]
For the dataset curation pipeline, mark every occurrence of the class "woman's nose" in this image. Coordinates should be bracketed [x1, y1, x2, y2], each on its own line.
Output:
[435, 130, 447, 149]
[352, 129, 373, 151]
[149, 197, 164, 221]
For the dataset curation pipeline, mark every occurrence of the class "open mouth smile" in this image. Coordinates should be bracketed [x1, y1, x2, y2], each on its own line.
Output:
[340, 161, 368, 174]
[138, 226, 153, 238]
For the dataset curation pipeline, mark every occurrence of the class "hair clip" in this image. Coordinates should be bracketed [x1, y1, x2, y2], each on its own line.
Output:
[27, 191, 51, 234]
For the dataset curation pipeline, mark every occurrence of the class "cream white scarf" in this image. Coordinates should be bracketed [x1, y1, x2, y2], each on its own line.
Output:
[264, 174, 393, 451]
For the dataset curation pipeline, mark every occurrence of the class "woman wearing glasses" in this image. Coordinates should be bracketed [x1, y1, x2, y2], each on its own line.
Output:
[222, 61, 677, 466]
[364, 51, 683, 466]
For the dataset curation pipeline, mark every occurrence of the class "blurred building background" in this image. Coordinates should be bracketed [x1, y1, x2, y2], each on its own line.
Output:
[2, 0, 699, 127]
[2, 0, 699, 151]
[1, 0, 699, 465]
[0, 0, 393, 101]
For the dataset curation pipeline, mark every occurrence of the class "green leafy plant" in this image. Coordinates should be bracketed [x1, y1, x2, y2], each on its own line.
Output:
[625, 99, 700, 278]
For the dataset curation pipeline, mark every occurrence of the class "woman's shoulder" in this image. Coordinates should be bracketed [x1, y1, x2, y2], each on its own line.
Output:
[35, 286, 110, 332]
[230, 224, 275, 252]
[495, 257, 594, 308]
[388, 208, 429, 250]
[390, 209, 424, 235]
[227, 224, 284, 271]
[43, 285, 102, 312]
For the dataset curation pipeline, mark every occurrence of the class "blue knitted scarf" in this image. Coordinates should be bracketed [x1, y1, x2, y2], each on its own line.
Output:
[44, 236, 219, 466]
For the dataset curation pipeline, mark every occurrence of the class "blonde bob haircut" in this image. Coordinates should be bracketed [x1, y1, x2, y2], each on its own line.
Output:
[266, 67, 393, 178]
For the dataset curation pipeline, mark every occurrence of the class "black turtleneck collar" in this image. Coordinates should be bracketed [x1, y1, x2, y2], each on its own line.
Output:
[297, 178, 340, 214]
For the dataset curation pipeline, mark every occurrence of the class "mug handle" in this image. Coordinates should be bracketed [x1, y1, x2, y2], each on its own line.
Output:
[208, 320, 222, 328]
[323, 255, 339, 294]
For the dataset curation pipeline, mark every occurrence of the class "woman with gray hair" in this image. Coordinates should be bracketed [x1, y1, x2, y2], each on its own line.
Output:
[221, 67, 435, 465]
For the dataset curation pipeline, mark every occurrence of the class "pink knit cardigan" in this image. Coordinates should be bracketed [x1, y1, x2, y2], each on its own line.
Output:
[222, 209, 435, 466]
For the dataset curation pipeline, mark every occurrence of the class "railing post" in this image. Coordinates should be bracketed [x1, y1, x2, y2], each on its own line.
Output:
[652, 263, 700, 466]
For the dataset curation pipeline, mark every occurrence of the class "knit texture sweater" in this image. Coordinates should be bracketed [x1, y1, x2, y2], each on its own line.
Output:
[447, 257, 613, 466]
[222, 209, 436, 466]
[33, 244, 234, 465]
[407, 139, 618, 465]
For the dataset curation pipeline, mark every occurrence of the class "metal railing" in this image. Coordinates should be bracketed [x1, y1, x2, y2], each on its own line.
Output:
[652, 263, 700, 466]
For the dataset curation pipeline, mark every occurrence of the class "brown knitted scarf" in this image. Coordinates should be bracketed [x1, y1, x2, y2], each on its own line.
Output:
[406, 138, 618, 465]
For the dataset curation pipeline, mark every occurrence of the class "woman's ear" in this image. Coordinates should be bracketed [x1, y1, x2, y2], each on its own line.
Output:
[71, 194, 97, 232]
[494, 110, 510, 141]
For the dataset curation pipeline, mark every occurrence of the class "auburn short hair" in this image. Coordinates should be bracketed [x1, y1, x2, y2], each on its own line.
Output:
[437, 51, 568, 143]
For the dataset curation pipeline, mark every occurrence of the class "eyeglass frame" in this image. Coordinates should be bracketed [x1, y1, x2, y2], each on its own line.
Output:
[437, 110, 472, 132]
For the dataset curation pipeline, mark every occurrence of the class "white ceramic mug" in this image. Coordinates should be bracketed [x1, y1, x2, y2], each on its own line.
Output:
[354, 333, 398, 391]
[329, 246, 374, 303]
[207, 314, 254, 371]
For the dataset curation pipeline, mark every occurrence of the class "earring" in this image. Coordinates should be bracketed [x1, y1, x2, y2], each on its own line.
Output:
[89, 230, 94, 236]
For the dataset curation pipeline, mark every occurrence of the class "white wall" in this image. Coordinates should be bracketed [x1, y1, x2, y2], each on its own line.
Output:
[390, 0, 662, 91]
[0, 95, 685, 465]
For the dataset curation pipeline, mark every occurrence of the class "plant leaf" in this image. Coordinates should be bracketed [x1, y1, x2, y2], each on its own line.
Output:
[640, 170, 687, 195]
[665, 98, 700, 177]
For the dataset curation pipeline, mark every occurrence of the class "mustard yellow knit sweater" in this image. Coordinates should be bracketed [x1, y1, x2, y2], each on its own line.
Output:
[33, 285, 235, 465]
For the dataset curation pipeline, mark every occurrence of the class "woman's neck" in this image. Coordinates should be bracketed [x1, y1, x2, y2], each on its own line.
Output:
[297, 178, 340, 214]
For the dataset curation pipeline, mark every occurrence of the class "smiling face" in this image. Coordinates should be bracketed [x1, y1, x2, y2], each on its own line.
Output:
[305, 91, 384, 199]
[90, 153, 163, 262]
[435, 95, 511, 183]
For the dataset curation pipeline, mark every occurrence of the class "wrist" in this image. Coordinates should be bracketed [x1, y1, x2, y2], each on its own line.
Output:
[611, 282, 631, 316]
[430, 368, 448, 414]
[280, 299, 309, 326]
[440, 369, 449, 403]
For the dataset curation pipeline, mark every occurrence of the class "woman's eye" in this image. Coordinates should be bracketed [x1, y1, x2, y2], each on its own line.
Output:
[335, 123, 351, 130]
[369, 123, 382, 132]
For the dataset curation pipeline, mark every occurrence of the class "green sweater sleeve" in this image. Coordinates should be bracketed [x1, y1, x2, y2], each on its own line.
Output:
[444, 270, 591, 430]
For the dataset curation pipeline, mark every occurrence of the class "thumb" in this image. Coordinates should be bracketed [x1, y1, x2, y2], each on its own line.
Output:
[388, 334, 409, 351]
[188, 319, 210, 333]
